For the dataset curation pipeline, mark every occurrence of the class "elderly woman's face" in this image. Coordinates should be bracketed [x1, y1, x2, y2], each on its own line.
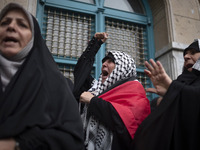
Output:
[0, 9, 32, 58]
[184, 49, 200, 72]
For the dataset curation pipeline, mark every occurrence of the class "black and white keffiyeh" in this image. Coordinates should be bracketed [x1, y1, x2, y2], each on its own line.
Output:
[89, 51, 137, 95]
[81, 51, 137, 150]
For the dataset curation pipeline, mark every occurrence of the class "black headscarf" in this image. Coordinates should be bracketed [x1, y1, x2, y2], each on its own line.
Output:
[183, 39, 200, 56]
[0, 3, 84, 150]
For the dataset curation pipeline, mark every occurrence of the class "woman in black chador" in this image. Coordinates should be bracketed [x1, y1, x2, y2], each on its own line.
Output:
[0, 3, 84, 150]
[132, 40, 200, 150]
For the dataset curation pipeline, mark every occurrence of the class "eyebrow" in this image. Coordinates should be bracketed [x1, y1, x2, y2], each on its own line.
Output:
[1, 16, 30, 26]
[3, 16, 27, 21]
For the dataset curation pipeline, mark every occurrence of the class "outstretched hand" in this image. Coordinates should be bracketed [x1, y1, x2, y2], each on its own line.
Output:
[144, 59, 172, 96]
[94, 32, 108, 43]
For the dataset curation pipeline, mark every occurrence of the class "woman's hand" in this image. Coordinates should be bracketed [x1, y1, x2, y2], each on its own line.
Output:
[144, 59, 172, 96]
[80, 92, 94, 103]
[94, 32, 108, 43]
[0, 139, 16, 150]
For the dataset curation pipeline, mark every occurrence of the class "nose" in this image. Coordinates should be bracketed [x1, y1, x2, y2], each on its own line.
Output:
[7, 20, 16, 31]
[184, 53, 191, 61]
[102, 61, 108, 67]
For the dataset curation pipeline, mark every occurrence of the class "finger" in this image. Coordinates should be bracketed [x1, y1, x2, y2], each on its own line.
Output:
[94, 32, 100, 38]
[156, 61, 166, 73]
[79, 97, 83, 102]
[103, 32, 108, 38]
[102, 32, 108, 43]
[149, 59, 159, 72]
[95, 33, 104, 39]
[144, 69, 152, 78]
[144, 60, 154, 72]
[146, 88, 157, 94]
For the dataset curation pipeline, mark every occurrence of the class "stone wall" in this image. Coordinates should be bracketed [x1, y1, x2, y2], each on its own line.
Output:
[148, 0, 200, 79]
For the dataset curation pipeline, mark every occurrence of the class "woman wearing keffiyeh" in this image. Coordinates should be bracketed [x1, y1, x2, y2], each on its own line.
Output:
[73, 32, 151, 150]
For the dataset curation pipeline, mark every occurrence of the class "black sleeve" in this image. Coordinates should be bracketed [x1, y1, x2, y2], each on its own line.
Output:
[73, 37, 103, 101]
[150, 97, 159, 112]
[87, 97, 129, 134]
[15, 128, 49, 150]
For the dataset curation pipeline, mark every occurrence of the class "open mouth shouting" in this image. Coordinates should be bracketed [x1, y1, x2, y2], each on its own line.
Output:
[3, 36, 18, 45]
[186, 63, 193, 69]
[102, 69, 109, 82]
[102, 70, 109, 76]
[185, 63, 194, 72]
[101, 58, 116, 83]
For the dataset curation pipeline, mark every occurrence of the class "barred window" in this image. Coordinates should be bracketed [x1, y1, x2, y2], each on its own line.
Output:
[105, 18, 150, 94]
[105, 19, 147, 67]
[43, 8, 95, 59]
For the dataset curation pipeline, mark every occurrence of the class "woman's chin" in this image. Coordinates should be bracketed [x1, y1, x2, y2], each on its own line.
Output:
[187, 68, 193, 72]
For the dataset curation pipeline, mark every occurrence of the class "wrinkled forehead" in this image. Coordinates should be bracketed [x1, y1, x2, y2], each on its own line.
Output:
[184, 49, 199, 55]
[0, 3, 33, 32]
[1, 8, 29, 22]
[183, 39, 200, 56]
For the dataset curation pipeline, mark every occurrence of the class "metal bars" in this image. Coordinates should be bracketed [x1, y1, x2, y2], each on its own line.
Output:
[59, 64, 75, 81]
[137, 72, 151, 97]
[105, 18, 148, 67]
[58, 64, 95, 82]
[105, 18, 150, 94]
[44, 7, 95, 59]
